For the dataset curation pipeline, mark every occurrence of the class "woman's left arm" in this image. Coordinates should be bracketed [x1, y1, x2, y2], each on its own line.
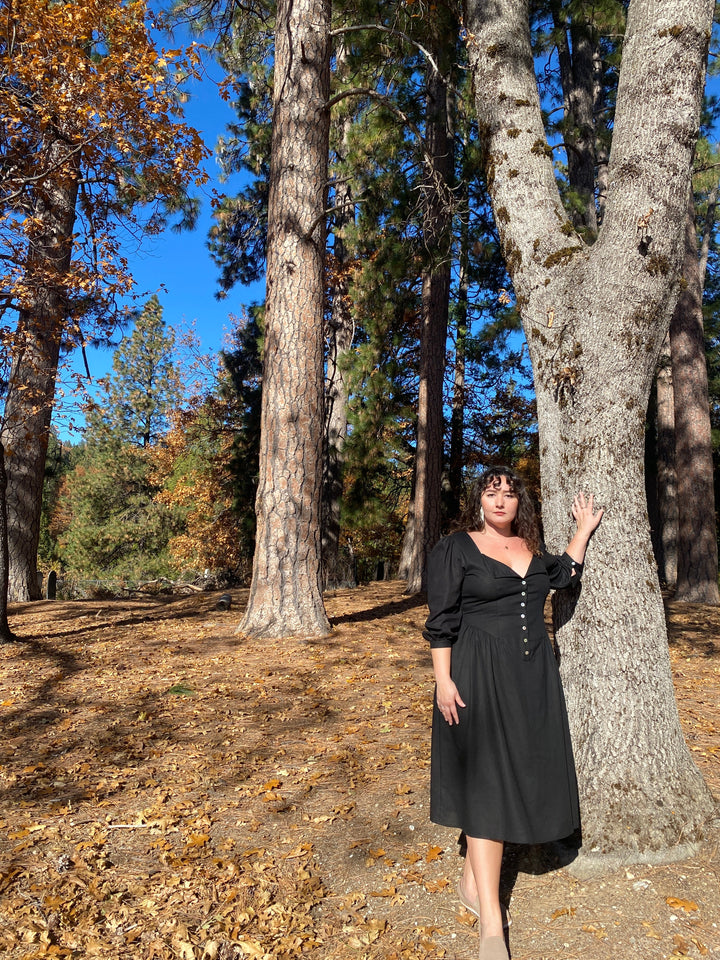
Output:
[565, 492, 604, 564]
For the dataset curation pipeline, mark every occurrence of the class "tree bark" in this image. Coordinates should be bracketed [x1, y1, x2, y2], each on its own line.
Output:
[322, 234, 354, 588]
[655, 334, 678, 588]
[1, 134, 79, 601]
[464, 0, 716, 860]
[449, 205, 469, 521]
[671, 184, 719, 603]
[403, 49, 453, 594]
[237, 0, 331, 638]
[322, 58, 355, 589]
[553, 1, 598, 238]
[0, 443, 17, 641]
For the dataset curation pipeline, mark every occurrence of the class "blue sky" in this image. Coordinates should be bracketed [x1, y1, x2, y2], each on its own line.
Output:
[116, 55, 264, 346]
[60, 40, 263, 432]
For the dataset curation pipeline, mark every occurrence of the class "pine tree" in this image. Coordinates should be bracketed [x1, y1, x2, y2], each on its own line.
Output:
[55, 299, 183, 580]
[91, 296, 181, 447]
[237, 0, 332, 638]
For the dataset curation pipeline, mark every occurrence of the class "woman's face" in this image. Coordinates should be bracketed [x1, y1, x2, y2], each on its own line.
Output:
[480, 476, 519, 527]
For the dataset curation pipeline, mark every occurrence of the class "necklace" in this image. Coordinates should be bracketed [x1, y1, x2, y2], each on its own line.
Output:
[483, 533, 515, 550]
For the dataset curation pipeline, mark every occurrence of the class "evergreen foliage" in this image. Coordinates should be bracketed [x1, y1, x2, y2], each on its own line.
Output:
[88, 296, 181, 447]
[197, 0, 539, 574]
[54, 435, 179, 580]
[51, 299, 184, 580]
[152, 311, 263, 578]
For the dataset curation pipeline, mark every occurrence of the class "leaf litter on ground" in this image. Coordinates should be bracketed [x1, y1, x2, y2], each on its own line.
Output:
[0, 583, 718, 959]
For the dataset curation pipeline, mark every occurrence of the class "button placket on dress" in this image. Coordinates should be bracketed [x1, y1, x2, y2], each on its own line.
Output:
[521, 578, 529, 656]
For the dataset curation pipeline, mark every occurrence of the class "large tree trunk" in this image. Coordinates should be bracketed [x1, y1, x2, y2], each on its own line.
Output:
[237, 0, 331, 639]
[655, 334, 678, 588]
[553, 3, 598, 238]
[448, 180, 470, 521]
[0, 443, 17, 641]
[670, 185, 719, 603]
[464, 0, 716, 862]
[403, 49, 453, 594]
[1, 136, 79, 601]
[322, 232, 353, 588]
[322, 64, 355, 589]
[448, 272, 468, 521]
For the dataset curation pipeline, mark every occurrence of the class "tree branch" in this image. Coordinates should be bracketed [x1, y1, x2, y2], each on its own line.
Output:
[330, 24, 442, 79]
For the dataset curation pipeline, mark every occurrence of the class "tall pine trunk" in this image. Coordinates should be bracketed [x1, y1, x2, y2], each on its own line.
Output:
[0, 443, 16, 641]
[322, 74, 354, 589]
[403, 50, 453, 594]
[670, 185, 719, 603]
[237, 0, 331, 638]
[655, 334, 678, 588]
[322, 229, 353, 587]
[448, 182, 470, 521]
[1, 135, 79, 601]
[464, 0, 716, 861]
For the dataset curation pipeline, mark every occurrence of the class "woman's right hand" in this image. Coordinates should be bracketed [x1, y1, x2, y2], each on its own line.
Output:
[436, 678, 466, 725]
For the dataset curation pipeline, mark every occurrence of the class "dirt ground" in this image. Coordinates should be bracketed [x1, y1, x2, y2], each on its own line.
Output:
[0, 581, 718, 960]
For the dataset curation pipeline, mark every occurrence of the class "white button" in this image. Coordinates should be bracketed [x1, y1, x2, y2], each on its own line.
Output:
[521, 602, 526, 607]
[521, 580, 526, 585]
[521, 591, 526, 597]
[522, 626, 527, 631]
[524, 651, 529, 656]
[521, 614, 525, 619]
[523, 638, 528, 644]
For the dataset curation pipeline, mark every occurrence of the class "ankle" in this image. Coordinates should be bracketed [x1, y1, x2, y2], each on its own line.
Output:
[478, 905, 503, 939]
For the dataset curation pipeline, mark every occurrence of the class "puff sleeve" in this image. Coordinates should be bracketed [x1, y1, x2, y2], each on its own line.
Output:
[423, 534, 466, 648]
[541, 548, 583, 589]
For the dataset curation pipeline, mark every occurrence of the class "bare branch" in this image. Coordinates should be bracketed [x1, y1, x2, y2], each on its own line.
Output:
[330, 24, 441, 79]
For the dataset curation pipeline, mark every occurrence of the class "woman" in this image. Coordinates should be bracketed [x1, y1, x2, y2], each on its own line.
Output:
[424, 466, 603, 960]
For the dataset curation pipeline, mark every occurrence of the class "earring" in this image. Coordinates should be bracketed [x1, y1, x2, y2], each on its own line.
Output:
[479, 505, 485, 527]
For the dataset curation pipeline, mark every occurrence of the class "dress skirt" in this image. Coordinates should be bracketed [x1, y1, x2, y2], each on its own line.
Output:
[425, 532, 581, 845]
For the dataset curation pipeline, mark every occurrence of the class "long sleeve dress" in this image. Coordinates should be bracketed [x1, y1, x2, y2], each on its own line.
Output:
[424, 530, 581, 845]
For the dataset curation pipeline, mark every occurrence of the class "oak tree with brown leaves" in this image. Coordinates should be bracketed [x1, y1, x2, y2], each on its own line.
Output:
[0, 0, 207, 601]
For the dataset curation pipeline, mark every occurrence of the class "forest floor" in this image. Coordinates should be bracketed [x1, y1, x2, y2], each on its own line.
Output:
[0, 581, 718, 960]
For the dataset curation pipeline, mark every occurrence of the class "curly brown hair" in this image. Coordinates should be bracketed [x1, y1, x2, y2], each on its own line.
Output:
[460, 466, 542, 555]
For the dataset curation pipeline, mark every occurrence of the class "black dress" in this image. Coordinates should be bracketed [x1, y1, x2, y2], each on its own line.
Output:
[424, 531, 581, 844]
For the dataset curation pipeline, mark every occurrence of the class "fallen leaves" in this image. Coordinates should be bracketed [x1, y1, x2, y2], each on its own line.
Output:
[0, 584, 718, 960]
[665, 896, 699, 912]
[550, 906, 576, 920]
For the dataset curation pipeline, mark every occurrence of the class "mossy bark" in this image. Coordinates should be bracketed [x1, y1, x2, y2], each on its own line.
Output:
[463, 0, 717, 858]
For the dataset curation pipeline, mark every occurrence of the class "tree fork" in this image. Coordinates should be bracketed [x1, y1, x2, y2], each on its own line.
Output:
[464, 0, 717, 861]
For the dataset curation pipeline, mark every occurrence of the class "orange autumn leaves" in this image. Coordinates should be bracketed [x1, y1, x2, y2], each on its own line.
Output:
[0, 0, 207, 323]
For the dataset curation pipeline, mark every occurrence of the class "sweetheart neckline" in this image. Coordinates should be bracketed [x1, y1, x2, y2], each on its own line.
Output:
[462, 531, 534, 579]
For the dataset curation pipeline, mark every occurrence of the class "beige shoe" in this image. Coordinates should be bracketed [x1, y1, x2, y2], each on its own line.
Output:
[456, 877, 480, 919]
[456, 878, 512, 928]
[478, 935, 509, 960]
